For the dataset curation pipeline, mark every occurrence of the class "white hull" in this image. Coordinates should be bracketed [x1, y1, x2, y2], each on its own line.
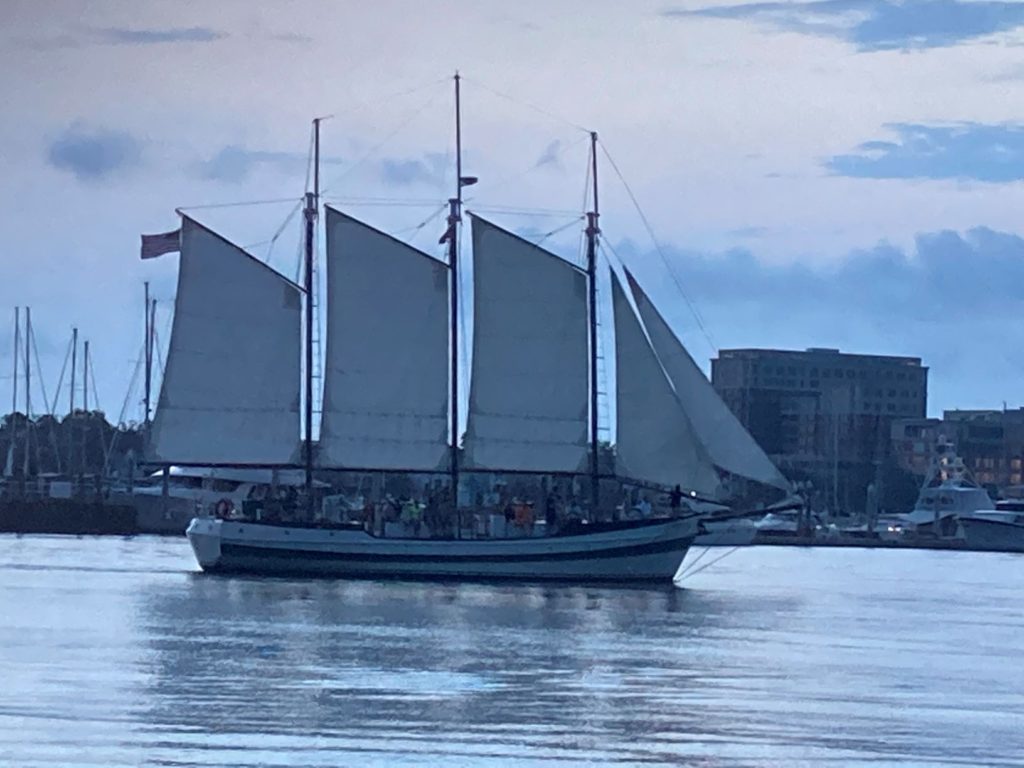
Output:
[186, 516, 699, 582]
[959, 517, 1024, 553]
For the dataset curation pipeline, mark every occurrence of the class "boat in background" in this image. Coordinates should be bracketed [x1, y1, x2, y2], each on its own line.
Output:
[898, 444, 994, 542]
[117, 466, 324, 535]
[958, 499, 1024, 553]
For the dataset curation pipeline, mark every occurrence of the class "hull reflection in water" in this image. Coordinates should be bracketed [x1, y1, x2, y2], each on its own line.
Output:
[186, 515, 698, 582]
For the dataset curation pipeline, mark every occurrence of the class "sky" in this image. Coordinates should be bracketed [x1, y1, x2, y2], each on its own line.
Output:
[2, 0, 1024, 423]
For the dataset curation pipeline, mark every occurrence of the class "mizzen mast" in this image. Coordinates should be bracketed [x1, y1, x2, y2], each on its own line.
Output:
[586, 132, 601, 515]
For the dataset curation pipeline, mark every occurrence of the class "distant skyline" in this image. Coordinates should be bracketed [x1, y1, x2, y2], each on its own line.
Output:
[2, 0, 1024, 420]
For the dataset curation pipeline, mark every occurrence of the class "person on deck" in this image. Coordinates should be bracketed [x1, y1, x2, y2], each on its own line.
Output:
[670, 484, 683, 513]
[545, 491, 560, 535]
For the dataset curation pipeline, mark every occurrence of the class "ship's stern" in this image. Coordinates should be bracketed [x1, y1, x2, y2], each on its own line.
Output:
[186, 517, 223, 570]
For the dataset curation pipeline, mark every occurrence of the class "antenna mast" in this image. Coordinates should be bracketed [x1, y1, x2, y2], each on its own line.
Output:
[586, 132, 601, 515]
[303, 118, 321, 519]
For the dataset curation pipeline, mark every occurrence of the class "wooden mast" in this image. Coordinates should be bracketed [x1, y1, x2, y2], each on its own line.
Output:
[586, 132, 601, 515]
[448, 72, 463, 530]
[303, 118, 321, 518]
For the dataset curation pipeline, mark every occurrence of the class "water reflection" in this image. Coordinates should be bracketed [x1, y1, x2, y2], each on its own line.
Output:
[1, 536, 1023, 766]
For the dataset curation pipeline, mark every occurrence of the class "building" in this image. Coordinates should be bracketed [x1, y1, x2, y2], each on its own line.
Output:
[890, 417, 947, 477]
[942, 409, 1024, 492]
[711, 347, 928, 512]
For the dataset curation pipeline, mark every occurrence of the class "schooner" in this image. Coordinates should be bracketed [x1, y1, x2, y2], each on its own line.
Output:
[145, 75, 788, 582]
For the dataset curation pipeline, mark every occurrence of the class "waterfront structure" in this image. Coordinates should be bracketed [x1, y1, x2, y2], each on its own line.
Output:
[711, 347, 927, 512]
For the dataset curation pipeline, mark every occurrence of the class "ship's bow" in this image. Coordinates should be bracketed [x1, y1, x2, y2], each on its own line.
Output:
[186, 517, 223, 570]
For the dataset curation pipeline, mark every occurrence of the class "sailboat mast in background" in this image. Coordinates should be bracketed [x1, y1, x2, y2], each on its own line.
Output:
[144, 282, 152, 426]
[586, 132, 601, 514]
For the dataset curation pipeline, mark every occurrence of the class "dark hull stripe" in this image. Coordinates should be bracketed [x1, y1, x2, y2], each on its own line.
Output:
[219, 535, 694, 564]
[203, 564, 679, 585]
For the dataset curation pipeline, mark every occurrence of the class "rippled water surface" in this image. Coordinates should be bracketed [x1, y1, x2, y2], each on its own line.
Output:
[1, 535, 1022, 767]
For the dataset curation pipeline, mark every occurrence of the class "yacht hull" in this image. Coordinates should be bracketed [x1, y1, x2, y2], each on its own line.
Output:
[186, 516, 698, 582]
[959, 517, 1024, 553]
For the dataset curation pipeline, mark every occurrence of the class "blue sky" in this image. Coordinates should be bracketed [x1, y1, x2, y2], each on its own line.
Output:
[2, 0, 1024, 420]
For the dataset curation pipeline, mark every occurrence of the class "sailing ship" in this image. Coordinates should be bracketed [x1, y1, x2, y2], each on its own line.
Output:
[145, 76, 788, 582]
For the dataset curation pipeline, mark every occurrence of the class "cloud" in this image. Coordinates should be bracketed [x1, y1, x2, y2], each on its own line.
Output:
[378, 153, 447, 186]
[727, 225, 770, 238]
[266, 31, 314, 44]
[91, 26, 226, 45]
[662, 0, 1024, 51]
[622, 225, 1024, 410]
[46, 124, 143, 181]
[21, 26, 227, 49]
[195, 146, 343, 184]
[825, 122, 1024, 182]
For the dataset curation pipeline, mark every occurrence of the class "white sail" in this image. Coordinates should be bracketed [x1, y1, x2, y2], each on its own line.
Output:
[463, 215, 589, 473]
[318, 207, 450, 471]
[612, 270, 720, 495]
[626, 270, 789, 490]
[149, 216, 301, 465]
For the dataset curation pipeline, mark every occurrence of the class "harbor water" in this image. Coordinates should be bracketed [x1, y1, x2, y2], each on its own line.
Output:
[1, 535, 1022, 767]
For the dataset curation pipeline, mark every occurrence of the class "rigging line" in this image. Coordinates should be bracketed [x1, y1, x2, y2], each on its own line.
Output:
[303, 121, 315, 195]
[678, 544, 743, 581]
[467, 132, 590, 202]
[106, 351, 142, 471]
[265, 197, 304, 266]
[88, 349, 102, 414]
[153, 328, 166, 383]
[177, 197, 303, 211]
[320, 90, 442, 197]
[29, 326, 52, 416]
[469, 205, 583, 217]
[598, 142, 718, 354]
[319, 76, 449, 127]
[390, 202, 449, 237]
[324, 195, 444, 204]
[460, 75, 591, 134]
[534, 215, 586, 246]
[324, 199, 447, 208]
[51, 338, 72, 416]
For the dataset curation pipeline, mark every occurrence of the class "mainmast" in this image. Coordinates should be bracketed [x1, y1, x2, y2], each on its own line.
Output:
[586, 132, 601, 515]
[448, 73, 463, 515]
[303, 118, 322, 518]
